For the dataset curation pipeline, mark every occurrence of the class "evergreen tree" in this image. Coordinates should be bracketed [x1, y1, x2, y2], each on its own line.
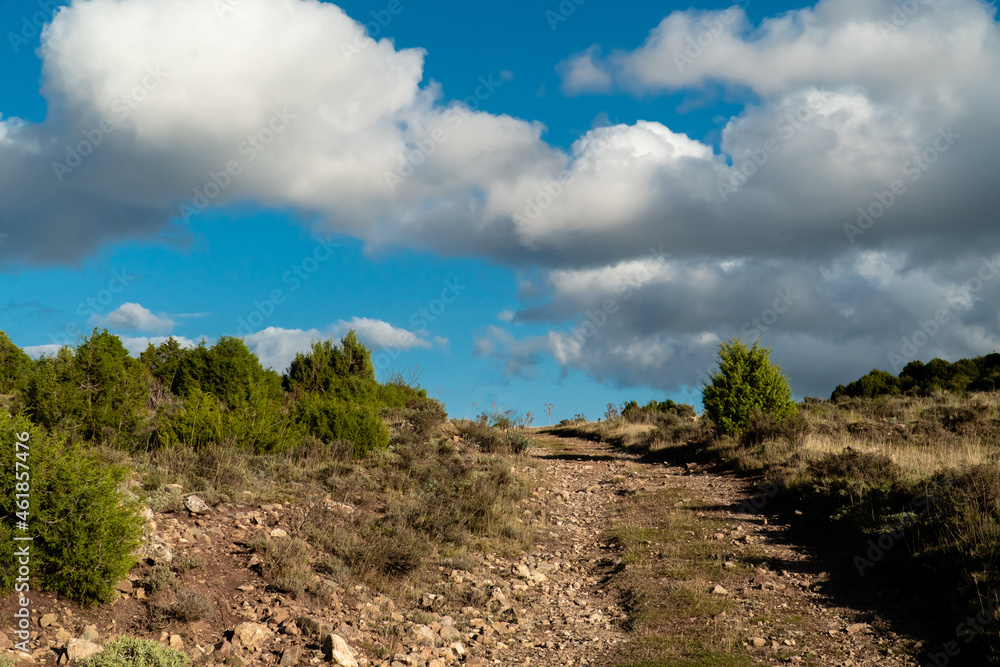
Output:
[0, 330, 32, 394]
[702, 337, 797, 437]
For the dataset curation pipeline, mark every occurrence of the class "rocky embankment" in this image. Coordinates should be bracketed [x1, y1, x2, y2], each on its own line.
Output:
[1, 435, 923, 666]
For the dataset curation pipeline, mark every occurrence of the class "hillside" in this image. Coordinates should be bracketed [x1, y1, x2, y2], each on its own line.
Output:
[3, 332, 1000, 666]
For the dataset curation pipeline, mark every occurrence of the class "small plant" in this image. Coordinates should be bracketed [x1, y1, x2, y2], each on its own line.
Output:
[169, 588, 213, 622]
[250, 536, 313, 596]
[171, 554, 204, 574]
[138, 564, 175, 592]
[81, 636, 191, 667]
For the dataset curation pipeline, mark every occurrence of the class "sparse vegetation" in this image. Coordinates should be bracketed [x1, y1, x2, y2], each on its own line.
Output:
[80, 636, 191, 667]
[0, 327, 443, 605]
[603, 486, 755, 666]
[570, 382, 1000, 663]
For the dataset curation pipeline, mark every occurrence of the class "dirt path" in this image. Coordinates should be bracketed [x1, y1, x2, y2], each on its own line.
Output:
[499, 433, 924, 666]
[4, 432, 927, 667]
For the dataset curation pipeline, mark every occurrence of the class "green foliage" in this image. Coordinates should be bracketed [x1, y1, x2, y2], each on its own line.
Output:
[23, 330, 152, 448]
[286, 332, 375, 394]
[172, 337, 283, 409]
[138, 337, 189, 394]
[832, 353, 1000, 400]
[620, 398, 696, 422]
[80, 636, 191, 667]
[153, 384, 302, 454]
[831, 368, 902, 401]
[701, 337, 796, 437]
[291, 394, 388, 457]
[0, 330, 32, 394]
[0, 413, 143, 607]
[18, 328, 413, 458]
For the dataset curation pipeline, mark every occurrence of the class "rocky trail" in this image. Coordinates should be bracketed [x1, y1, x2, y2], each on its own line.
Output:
[2, 432, 925, 666]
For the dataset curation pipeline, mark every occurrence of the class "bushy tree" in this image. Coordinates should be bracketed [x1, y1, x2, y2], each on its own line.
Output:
[24, 330, 151, 447]
[0, 413, 143, 606]
[292, 394, 389, 457]
[701, 337, 796, 437]
[139, 337, 190, 394]
[174, 337, 282, 408]
[286, 331, 376, 394]
[0, 330, 32, 394]
[831, 369, 901, 400]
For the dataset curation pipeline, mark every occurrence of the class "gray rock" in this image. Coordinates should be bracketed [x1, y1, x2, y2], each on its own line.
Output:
[233, 622, 272, 650]
[279, 645, 303, 666]
[321, 634, 358, 667]
[439, 626, 462, 642]
[66, 639, 102, 662]
[79, 624, 100, 643]
[184, 494, 211, 515]
[408, 624, 440, 647]
[142, 541, 173, 564]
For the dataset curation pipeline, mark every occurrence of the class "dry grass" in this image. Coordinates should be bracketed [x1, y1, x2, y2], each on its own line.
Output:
[602, 485, 757, 666]
[127, 413, 531, 604]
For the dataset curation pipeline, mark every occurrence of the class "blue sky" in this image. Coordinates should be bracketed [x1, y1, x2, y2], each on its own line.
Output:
[1, 0, 999, 420]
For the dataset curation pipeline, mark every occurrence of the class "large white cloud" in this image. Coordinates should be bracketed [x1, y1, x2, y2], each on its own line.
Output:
[3, 0, 1000, 397]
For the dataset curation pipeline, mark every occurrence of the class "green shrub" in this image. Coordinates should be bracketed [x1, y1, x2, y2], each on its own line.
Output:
[922, 465, 1000, 560]
[0, 413, 144, 606]
[701, 337, 797, 437]
[292, 394, 389, 457]
[809, 449, 901, 489]
[803, 449, 905, 524]
[81, 636, 191, 667]
[620, 399, 696, 423]
[0, 330, 32, 395]
[23, 330, 153, 448]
